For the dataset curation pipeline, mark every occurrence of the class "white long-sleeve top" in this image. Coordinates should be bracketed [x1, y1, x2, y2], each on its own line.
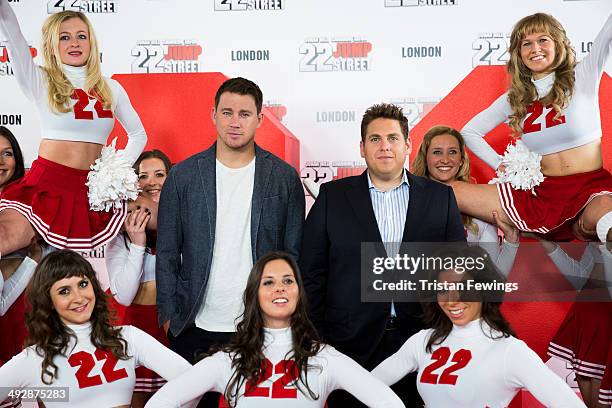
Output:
[547, 243, 600, 290]
[372, 319, 585, 408]
[0, 0, 146, 164]
[462, 14, 612, 169]
[0, 257, 36, 316]
[146, 327, 405, 408]
[0, 323, 192, 407]
[467, 218, 519, 277]
[105, 235, 156, 306]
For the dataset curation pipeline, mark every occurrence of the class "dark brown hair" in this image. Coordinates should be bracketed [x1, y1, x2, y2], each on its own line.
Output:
[208, 251, 322, 407]
[133, 149, 173, 174]
[360, 103, 409, 142]
[215, 77, 263, 114]
[25, 250, 129, 384]
[422, 246, 515, 352]
[0, 126, 25, 187]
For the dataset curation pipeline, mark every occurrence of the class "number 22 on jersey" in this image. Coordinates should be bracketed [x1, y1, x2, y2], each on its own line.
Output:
[420, 347, 472, 386]
[71, 89, 113, 120]
[245, 359, 299, 399]
[523, 100, 566, 134]
[68, 349, 128, 389]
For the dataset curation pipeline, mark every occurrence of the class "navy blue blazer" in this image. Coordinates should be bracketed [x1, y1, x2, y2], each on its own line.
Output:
[299, 170, 465, 368]
[156, 143, 304, 335]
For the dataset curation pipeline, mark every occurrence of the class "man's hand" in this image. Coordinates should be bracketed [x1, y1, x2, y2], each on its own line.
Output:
[162, 320, 170, 335]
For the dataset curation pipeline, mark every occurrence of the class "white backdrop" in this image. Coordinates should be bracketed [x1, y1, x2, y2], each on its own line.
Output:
[1, 2, 611, 404]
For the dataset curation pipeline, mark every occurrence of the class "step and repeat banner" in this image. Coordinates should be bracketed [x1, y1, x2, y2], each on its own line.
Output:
[1, 0, 611, 403]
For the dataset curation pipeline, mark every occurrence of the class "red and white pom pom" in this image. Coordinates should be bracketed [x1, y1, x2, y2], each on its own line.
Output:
[489, 140, 544, 193]
[86, 138, 139, 212]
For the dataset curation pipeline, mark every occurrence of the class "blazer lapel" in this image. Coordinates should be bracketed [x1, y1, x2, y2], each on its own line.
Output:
[197, 144, 217, 243]
[402, 172, 429, 242]
[345, 171, 383, 243]
[251, 145, 273, 256]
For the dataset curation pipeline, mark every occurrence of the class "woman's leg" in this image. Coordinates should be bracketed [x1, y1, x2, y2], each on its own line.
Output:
[450, 181, 515, 226]
[576, 375, 607, 408]
[0, 209, 35, 255]
[575, 195, 612, 243]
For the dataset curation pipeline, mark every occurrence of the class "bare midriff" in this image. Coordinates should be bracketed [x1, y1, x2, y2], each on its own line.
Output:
[540, 140, 602, 177]
[38, 139, 103, 170]
[133, 280, 156, 306]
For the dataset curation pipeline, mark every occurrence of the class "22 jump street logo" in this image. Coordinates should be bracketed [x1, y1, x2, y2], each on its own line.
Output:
[132, 41, 203, 74]
[301, 161, 367, 196]
[391, 97, 440, 128]
[264, 102, 287, 122]
[0, 42, 37, 76]
[472, 33, 509, 67]
[47, 0, 118, 13]
[299, 37, 372, 72]
[384, 0, 457, 7]
[214, 0, 283, 11]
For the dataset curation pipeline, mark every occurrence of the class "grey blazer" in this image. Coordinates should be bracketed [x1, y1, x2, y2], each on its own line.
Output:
[156, 143, 305, 335]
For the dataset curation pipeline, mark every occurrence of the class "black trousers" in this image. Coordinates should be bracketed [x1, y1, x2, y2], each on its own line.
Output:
[326, 328, 424, 408]
[168, 325, 234, 408]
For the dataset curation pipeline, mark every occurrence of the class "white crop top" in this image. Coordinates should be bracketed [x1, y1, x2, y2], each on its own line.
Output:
[146, 327, 405, 408]
[372, 319, 585, 408]
[0, 0, 146, 164]
[0, 324, 192, 408]
[462, 13, 612, 169]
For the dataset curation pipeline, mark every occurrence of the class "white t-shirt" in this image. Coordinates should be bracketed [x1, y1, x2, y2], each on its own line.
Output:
[0, 323, 192, 407]
[372, 319, 585, 408]
[145, 327, 405, 408]
[196, 158, 256, 332]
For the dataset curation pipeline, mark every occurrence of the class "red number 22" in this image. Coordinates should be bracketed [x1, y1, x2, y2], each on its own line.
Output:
[523, 100, 566, 134]
[68, 349, 128, 389]
[245, 358, 299, 399]
[70, 89, 113, 120]
[420, 347, 472, 385]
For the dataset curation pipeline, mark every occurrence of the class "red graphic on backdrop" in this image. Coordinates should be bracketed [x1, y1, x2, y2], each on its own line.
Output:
[164, 45, 203, 61]
[0, 46, 37, 63]
[108, 72, 299, 170]
[332, 41, 372, 58]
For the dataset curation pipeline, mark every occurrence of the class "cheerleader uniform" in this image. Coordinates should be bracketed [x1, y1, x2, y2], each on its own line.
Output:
[106, 234, 168, 393]
[0, 0, 146, 250]
[145, 327, 405, 408]
[462, 14, 612, 241]
[467, 218, 519, 277]
[547, 244, 612, 382]
[599, 350, 612, 405]
[372, 319, 584, 408]
[0, 323, 192, 407]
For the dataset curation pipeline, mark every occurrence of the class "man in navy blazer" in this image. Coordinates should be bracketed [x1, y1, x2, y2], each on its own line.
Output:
[156, 78, 304, 407]
[300, 103, 465, 407]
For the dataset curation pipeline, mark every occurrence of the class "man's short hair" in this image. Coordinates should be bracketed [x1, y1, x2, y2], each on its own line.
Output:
[360, 103, 409, 142]
[214, 77, 263, 114]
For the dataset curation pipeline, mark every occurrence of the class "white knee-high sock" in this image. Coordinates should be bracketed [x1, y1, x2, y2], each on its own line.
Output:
[596, 211, 612, 244]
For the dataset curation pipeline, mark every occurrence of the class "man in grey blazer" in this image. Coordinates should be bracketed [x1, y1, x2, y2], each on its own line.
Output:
[156, 77, 304, 407]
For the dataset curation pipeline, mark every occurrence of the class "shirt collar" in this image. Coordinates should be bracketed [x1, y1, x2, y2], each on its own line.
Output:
[367, 169, 409, 192]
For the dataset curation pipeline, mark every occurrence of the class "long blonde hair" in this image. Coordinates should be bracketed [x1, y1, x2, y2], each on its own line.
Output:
[506, 13, 576, 136]
[412, 125, 477, 235]
[41, 11, 112, 113]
